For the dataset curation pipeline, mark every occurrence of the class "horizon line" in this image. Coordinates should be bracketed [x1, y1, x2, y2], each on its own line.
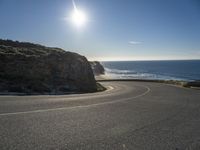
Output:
[89, 59, 200, 62]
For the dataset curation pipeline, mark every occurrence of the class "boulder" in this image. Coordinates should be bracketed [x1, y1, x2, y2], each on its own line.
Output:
[0, 39, 97, 94]
[90, 61, 105, 75]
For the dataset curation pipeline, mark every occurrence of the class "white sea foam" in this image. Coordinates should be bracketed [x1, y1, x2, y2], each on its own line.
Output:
[105, 68, 134, 74]
[104, 67, 185, 81]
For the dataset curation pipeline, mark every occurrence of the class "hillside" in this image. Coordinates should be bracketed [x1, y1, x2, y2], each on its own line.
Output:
[0, 39, 97, 94]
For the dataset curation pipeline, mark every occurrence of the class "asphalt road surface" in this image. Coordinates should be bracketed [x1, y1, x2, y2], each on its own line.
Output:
[0, 81, 200, 150]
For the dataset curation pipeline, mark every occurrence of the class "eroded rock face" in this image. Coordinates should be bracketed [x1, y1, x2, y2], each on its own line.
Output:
[90, 61, 105, 75]
[0, 39, 97, 94]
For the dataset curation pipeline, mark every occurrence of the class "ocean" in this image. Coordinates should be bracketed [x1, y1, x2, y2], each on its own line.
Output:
[101, 60, 200, 81]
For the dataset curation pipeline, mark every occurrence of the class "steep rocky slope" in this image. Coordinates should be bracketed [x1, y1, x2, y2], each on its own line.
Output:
[0, 39, 97, 94]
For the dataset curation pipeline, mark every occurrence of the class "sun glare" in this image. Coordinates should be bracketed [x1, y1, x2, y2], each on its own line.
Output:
[70, 0, 87, 28]
[71, 9, 87, 27]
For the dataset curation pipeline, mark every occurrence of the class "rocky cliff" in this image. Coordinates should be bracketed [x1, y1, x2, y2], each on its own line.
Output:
[0, 39, 97, 94]
[90, 61, 105, 75]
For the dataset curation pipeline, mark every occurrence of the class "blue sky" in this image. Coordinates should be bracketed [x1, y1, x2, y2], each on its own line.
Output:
[0, 0, 200, 61]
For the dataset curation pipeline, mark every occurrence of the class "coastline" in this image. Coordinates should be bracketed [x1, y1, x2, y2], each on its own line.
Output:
[102, 60, 200, 82]
[95, 75, 200, 90]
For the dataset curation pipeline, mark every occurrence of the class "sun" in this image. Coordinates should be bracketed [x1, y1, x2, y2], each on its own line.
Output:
[71, 9, 87, 27]
[70, 0, 88, 28]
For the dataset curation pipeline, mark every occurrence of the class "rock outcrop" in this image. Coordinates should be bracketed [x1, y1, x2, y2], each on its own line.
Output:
[0, 39, 97, 94]
[90, 61, 105, 75]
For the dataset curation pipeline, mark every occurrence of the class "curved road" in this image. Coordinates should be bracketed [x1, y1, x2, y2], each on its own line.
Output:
[0, 81, 200, 150]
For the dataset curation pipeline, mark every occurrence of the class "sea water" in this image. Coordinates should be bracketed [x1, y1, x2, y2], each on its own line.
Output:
[102, 60, 200, 81]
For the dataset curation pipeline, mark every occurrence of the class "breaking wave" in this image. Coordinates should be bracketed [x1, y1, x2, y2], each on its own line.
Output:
[104, 67, 185, 81]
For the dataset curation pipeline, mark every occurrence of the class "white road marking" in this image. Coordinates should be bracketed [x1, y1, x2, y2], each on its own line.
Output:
[0, 85, 150, 117]
[106, 86, 114, 91]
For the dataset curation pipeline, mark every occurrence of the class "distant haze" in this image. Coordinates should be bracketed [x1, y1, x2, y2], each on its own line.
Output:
[0, 0, 200, 61]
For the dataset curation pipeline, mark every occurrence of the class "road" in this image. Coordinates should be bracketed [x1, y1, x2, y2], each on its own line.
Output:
[0, 81, 200, 150]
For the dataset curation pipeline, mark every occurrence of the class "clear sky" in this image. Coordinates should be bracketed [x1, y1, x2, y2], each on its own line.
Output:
[0, 0, 200, 61]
